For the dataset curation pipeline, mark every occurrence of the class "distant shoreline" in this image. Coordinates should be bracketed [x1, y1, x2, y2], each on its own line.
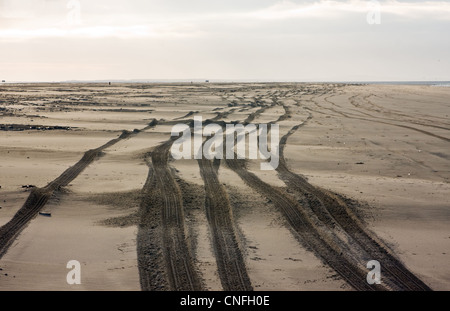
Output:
[1, 80, 450, 86]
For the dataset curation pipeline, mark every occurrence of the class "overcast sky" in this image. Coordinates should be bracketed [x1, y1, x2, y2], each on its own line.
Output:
[0, 0, 449, 82]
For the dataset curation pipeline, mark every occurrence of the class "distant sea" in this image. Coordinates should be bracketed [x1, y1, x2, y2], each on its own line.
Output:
[363, 81, 450, 87]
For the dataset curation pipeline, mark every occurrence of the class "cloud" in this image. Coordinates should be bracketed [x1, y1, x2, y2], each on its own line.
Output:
[241, 0, 450, 21]
[1, 0, 450, 40]
[1, 0, 449, 81]
[0, 24, 204, 41]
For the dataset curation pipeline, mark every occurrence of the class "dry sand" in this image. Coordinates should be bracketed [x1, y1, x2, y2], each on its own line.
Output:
[0, 82, 448, 290]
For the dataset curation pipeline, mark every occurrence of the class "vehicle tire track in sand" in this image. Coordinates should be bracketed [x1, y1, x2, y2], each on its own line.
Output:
[224, 156, 378, 291]
[243, 105, 270, 125]
[223, 96, 428, 290]
[276, 114, 432, 291]
[197, 157, 253, 291]
[138, 139, 203, 291]
[221, 104, 379, 290]
[358, 94, 450, 130]
[0, 123, 156, 259]
[311, 95, 450, 143]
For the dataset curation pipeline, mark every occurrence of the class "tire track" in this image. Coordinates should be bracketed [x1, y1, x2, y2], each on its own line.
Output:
[243, 105, 270, 125]
[137, 159, 167, 291]
[0, 124, 156, 259]
[138, 110, 253, 291]
[311, 95, 450, 143]
[197, 157, 253, 291]
[221, 101, 378, 290]
[0, 120, 159, 259]
[359, 94, 450, 129]
[222, 91, 430, 290]
[212, 108, 237, 122]
[174, 111, 198, 120]
[138, 138, 203, 291]
[225, 157, 379, 291]
[346, 94, 450, 131]
[276, 114, 432, 291]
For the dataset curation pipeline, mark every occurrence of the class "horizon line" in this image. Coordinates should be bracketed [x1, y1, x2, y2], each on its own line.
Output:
[2, 79, 450, 85]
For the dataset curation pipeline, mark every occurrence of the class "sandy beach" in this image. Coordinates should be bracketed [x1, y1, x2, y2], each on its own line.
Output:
[0, 82, 448, 291]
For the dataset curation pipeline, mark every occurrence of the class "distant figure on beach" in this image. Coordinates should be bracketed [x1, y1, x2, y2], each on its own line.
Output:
[109, 82, 111, 86]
